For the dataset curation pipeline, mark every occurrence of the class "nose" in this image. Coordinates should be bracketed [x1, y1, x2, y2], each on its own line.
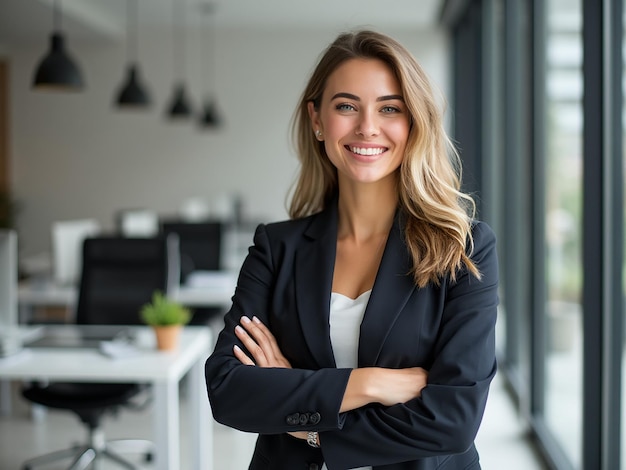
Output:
[355, 108, 379, 137]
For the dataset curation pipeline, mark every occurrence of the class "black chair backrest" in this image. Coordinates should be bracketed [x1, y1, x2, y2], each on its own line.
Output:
[75, 236, 178, 325]
[160, 221, 222, 283]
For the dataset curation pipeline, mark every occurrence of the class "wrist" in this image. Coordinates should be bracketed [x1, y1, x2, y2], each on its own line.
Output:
[340, 368, 379, 412]
[353, 367, 380, 401]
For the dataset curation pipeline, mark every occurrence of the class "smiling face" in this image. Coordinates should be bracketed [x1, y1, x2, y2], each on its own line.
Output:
[308, 58, 410, 190]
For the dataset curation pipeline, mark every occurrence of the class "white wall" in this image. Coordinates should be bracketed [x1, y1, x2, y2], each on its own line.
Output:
[8, 26, 449, 260]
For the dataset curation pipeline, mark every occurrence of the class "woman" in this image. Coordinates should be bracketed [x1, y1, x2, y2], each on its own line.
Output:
[205, 30, 499, 470]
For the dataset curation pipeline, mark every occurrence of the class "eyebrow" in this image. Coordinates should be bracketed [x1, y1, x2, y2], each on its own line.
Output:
[331, 92, 404, 102]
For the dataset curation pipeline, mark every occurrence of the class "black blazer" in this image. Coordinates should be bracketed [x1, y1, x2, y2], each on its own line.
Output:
[205, 202, 499, 470]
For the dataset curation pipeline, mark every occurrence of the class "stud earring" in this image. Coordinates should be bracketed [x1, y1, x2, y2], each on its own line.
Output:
[315, 130, 322, 138]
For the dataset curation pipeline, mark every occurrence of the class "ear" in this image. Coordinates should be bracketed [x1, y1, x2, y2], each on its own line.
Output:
[307, 101, 322, 135]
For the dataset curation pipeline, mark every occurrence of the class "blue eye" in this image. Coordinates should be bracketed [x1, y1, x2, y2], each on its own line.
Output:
[381, 106, 401, 114]
[336, 103, 356, 111]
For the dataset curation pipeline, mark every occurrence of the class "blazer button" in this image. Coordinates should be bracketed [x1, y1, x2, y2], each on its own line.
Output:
[309, 412, 321, 425]
[286, 413, 300, 425]
[299, 413, 309, 425]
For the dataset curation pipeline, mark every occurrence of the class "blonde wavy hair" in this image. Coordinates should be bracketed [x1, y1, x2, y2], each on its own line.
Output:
[289, 30, 480, 287]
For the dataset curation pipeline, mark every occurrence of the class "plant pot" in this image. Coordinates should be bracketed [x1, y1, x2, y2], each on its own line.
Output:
[153, 325, 182, 351]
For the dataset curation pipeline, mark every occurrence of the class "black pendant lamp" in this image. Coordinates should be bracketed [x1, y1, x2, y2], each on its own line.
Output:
[198, 3, 222, 129]
[166, 0, 192, 119]
[199, 97, 221, 127]
[32, 0, 85, 91]
[116, 65, 150, 107]
[115, 0, 151, 108]
[168, 83, 192, 116]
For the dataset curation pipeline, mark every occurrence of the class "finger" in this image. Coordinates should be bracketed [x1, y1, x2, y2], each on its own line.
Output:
[240, 316, 275, 356]
[251, 317, 292, 367]
[235, 325, 268, 366]
[239, 316, 292, 368]
[247, 316, 286, 360]
[233, 345, 255, 366]
[248, 316, 293, 367]
[252, 316, 282, 350]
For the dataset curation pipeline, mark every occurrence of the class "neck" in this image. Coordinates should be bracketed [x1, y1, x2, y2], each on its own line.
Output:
[336, 176, 398, 241]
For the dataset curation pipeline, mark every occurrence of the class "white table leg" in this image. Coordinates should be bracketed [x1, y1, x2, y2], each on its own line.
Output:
[0, 380, 11, 416]
[153, 380, 180, 470]
[189, 357, 212, 470]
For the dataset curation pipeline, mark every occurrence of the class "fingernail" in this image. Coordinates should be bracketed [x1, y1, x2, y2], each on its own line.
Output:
[252, 316, 261, 324]
[235, 325, 244, 334]
[241, 316, 251, 324]
[233, 345, 241, 353]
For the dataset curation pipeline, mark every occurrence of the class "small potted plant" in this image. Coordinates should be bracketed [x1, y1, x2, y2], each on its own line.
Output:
[140, 291, 192, 350]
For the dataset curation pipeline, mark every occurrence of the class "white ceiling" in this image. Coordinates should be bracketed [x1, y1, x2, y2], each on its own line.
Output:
[0, 0, 444, 45]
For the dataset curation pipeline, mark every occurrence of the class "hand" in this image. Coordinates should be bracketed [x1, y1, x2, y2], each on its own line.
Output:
[341, 366, 428, 412]
[370, 367, 428, 406]
[287, 431, 308, 440]
[233, 316, 292, 368]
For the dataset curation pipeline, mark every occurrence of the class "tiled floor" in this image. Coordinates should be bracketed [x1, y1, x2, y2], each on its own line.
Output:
[476, 374, 548, 469]
[0, 370, 546, 470]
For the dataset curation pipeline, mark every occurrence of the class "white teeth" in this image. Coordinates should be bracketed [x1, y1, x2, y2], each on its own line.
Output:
[350, 146, 385, 156]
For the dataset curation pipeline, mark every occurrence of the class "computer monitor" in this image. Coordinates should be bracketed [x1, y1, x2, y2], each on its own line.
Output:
[51, 219, 100, 285]
[160, 220, 223, 284]
[0, 230, 17, 329]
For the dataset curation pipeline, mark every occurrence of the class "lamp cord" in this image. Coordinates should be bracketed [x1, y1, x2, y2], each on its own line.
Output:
[53, 0, 61, 32]
[172, 0, 187, 83]
[201, 5, 216, 96]
[126, 0, 139, 64]
[209, 5, 216, 94]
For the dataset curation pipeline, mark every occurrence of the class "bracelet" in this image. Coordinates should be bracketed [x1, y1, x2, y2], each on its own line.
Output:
[306, 431, 320, 448]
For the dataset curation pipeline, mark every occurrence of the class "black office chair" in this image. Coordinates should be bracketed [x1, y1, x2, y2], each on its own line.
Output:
[74, 235, 179, 325]
[160, 220, 224, 325]
[20, 235, 180, 470]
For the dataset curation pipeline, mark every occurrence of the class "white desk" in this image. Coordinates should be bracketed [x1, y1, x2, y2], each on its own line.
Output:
[18, 270, 237, 322]
[0, 326, 213, 470]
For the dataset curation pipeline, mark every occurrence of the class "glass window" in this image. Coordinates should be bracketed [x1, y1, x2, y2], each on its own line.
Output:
[621, 4, 626, 467]
[543, 0, 583, 467]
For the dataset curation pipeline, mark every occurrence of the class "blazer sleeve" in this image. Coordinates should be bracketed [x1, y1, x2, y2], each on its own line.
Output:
[319, 221, 499, 469]
[205, 223, 352, 434]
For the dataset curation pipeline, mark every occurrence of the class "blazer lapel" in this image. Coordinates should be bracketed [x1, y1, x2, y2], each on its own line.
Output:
[358, 212, 416, 366]
[294, 205, 338, 368]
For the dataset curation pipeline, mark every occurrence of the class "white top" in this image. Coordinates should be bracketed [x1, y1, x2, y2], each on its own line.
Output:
[322, 290, 373, 470]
